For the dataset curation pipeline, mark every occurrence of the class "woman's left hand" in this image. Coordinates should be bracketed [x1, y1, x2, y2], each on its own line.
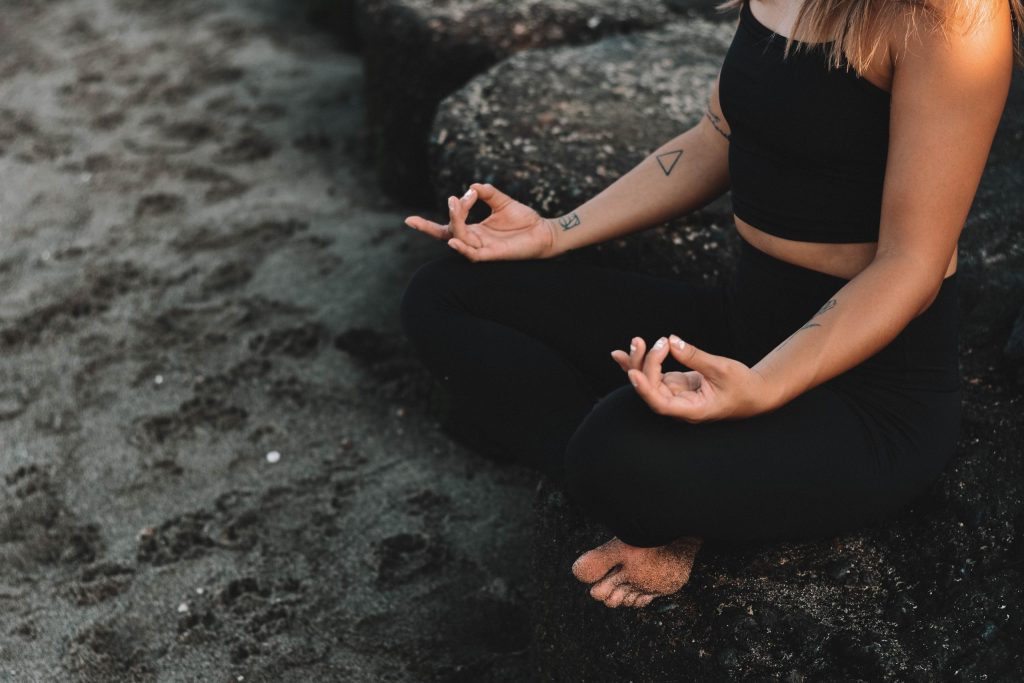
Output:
[610, 334, 777, 423]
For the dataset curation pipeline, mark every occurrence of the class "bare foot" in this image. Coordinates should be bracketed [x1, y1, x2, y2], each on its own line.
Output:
[571, 535, 702, 608]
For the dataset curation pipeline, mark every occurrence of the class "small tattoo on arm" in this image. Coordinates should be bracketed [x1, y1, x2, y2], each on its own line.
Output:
[655, 149, 684, 175]
[558, 212, 581, 230]
[775, 299, 836, 349]
[705, 105, 730, 141]
[797, 299, 836, 331]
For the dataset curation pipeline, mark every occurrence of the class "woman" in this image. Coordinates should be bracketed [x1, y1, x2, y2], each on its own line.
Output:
[399, 0, 1020, 609]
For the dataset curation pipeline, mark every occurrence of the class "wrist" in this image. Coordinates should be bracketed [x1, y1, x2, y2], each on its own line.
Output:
[748, 363, 787, 414]
[541, 217, 565, 258]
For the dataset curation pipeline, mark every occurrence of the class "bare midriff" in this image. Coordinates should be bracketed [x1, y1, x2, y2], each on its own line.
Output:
[736, 2, 957, 282]
[733, 216, 959, 281]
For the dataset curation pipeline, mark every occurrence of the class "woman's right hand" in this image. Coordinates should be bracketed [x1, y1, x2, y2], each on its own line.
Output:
[403, 182, 561, 261]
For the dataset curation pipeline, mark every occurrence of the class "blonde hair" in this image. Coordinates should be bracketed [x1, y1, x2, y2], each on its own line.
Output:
[714, 0, 1024, 74]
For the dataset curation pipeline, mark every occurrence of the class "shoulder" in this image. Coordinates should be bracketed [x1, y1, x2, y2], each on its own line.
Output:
[887, 0, 1013, 66]
[880, 0, 1013, 115]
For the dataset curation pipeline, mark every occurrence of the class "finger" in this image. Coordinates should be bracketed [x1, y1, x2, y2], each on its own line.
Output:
[469, 182, 513, 212]
[643, 337, 670, 387]
[631, 367, 702, 418]
[668, 335, 721, 376]
[628, 368, 672, 414]
[448, 196, 483, 248]
[610, 349, 631, 372]
[459, 186, 478, 208]
[677, 370, 704, 393]
[404, 215, 451, 241]
[628, 337, 646, 370]
[447, 196, 462, 236]
[458, 188, 485, 247]
[662, 370, 704, 395]
[447, 237, 490, 262]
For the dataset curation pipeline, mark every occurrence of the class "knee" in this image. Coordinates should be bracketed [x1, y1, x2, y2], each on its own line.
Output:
[562, 387, 648, 512]
[399, 250, 467, 342]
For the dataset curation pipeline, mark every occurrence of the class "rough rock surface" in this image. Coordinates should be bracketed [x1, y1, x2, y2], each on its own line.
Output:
[430, 19, 742, 282]
[425, 18, 1024, 681]
[356, 0, 733, 206]
[958, 67, 1024, 381]
[515, 65, 1024, 683]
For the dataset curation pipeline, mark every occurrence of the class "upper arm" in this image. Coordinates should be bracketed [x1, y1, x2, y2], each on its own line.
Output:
[698, 68, 733, 149]
[696, 12, 740, 158]
[876, 0, 1013, 283]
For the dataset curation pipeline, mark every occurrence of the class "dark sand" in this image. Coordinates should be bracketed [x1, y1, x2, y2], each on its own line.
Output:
[0, 0, 540, 680]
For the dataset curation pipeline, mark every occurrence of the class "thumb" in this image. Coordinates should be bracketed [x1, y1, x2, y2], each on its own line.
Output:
[668, 335, 720, 375]
[470, 182, 512, 211]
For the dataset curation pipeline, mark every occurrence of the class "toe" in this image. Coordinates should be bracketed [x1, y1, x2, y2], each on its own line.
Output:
[589, 568, 625, 601]
[636, 594, 656, 608]
[571, 539, 622, 584]
[621, 591, 639, 607]
[605, 585, 630, 608]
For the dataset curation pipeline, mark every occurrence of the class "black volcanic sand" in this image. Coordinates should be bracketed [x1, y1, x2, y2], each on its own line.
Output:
[0, 0, 541, 680]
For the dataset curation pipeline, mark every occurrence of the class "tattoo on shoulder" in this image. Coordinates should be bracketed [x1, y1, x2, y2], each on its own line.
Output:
[558, 212, 581, 230]
[655, 149, 683, 175]
[704, 105, 730, 141]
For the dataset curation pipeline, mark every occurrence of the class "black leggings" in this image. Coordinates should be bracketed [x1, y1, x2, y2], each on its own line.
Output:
[399, 238, 963, 547]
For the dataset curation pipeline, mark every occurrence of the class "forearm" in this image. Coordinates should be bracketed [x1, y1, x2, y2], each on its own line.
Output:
[751, 254, 946, 410]
[546, 121, 730, 257]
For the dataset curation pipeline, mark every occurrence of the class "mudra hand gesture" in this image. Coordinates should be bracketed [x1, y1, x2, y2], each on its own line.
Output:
[610, 335, 775, 423]
[404, 182, 559, 261]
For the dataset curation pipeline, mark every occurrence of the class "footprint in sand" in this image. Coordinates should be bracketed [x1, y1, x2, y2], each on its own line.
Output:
[134, 192, 185, 218]
[374, 531, 451, 588]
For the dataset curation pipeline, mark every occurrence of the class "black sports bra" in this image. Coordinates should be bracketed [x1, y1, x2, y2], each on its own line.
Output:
[719, 0, 892, 243]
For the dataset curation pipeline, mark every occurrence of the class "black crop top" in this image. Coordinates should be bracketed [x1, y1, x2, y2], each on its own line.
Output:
[719, 0, 892, 243]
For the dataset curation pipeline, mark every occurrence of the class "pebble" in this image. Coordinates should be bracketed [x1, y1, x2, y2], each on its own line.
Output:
[177, 602, 189, 613]
[154, 374, 164, 385]
[0, 392, 27, 420]
[828, 558, 855, 581]
[266, 450, 281, 464]
[717, 646, 740, 668]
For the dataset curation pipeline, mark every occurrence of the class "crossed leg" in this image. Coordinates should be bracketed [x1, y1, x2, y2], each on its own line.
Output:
[399, 249, 735, 481]
[400, 249, 938, 609]
[562, 380, 914, 607]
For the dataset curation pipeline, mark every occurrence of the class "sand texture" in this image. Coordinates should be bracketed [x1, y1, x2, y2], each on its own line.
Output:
[0, 0, 539, 680]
